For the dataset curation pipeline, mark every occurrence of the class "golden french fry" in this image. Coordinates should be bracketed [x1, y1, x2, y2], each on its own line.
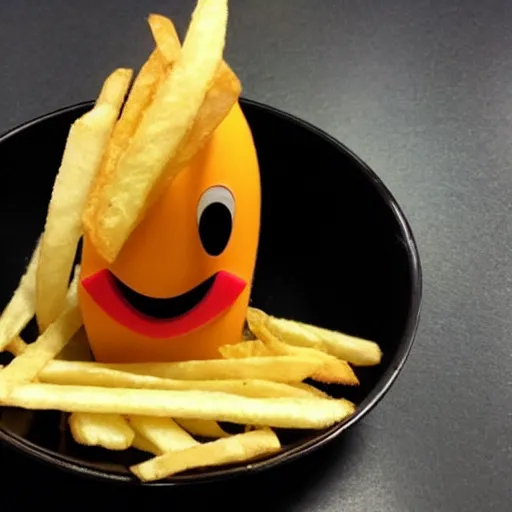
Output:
[6, 336, 28, 357]
[0, 238, 40, 352]
[303, 357, 358, 386]
[82, 56, 161, 238]
[36, 70, 130, 331]
[83, 19, 181, 240]
[92, 0, 229, 263]
[128, 416, 198, 453]
[149, 12, 241, 171]
[83, 355, 322, 383]
[252, 308, 382, 367]
[132, 433, 162, 455]
[69, 412, 134, 450]
[247, 309, 359, 386]
[2, 383, 356, 430]
[115, 43, 177, 134]
[147, 13, 181, 62]
[38, 360, 320, 398]
[95, 68, 133, 110]
[303, 323, 382, 366]
[0, 286, 82, 392]
[176, 61, 241, 168]
[174, 418, 230, 439]
[130, 429, 281, 481]
[219, 339, 273, 359]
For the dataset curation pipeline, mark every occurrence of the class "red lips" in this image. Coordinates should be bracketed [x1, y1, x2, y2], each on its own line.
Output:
[81, 269, 246, 339]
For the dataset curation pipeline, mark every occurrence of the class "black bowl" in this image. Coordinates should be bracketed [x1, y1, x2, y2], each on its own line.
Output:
[0, 98, 422, 485]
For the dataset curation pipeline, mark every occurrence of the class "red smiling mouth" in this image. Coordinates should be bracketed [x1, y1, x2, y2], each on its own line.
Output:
[81, 270, 246, 339]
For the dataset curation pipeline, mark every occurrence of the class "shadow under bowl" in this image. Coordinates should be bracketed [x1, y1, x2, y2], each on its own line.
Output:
[0, 98, 422, 486]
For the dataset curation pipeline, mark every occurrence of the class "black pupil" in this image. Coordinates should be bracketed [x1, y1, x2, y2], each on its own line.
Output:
[198, 202, 233, 256]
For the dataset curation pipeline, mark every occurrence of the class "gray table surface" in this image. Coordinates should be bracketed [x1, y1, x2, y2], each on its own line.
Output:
[0, 0, 511, 511]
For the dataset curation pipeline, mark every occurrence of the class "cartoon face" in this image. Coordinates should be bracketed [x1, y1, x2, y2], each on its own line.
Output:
[78, 103, 261, 363]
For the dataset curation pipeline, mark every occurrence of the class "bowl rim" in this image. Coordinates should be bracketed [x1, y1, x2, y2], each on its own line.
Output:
[0, 97, 423, 486]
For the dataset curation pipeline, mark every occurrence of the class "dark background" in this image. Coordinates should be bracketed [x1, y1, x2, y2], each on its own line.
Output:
[0, 0, 511, 510]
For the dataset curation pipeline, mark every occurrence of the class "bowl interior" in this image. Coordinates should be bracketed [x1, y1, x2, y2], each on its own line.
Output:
[0, 99, 421, 484]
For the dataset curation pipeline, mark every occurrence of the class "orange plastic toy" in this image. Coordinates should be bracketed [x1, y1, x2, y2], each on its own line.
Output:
[78, 102, 261, 363]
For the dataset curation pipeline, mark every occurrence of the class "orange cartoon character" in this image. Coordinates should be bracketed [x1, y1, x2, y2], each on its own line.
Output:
[0, 0, 381, 483]
[78, 10, 261, 363]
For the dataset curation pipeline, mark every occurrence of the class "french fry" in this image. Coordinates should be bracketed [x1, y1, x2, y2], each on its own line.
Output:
[6, 336, 28, 357]
[92, 0, 230, 263]
[219, 339, 273, 359]
[128, 416, 198, 453]
[149, 13, 241, 170]
[82, 56, 161, 238]
[95, 68, 134, 110]
[7, 280, 86, 363]
[303, 324, 382, 366]
[0, 238, 40, 352]
[174, 418, 230, 439]
[83, 19, 181, 240]
[147, 13, 182, 62]
[0, 279, 82, 392]
[247, 309, 359, 386]
[130, 428, 281, 481]
[2, 383, 356, 429]
[176, 61, 241, 168]
[37, 361, 320, 398]
[36, 69, 131, 331]
[84, 355, 322, 383]
[66, 327, 121, 457]
[69, 412, 135, 450]
[132, 433, 162, 455]
[265, 341, 358, 386]
[252, 308, 382, 367]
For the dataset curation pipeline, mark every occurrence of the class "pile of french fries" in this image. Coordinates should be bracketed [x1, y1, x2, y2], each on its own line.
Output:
[0, 0, 382, 482]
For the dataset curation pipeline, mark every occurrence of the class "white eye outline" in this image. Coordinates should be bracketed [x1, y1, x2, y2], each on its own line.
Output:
[196, 185, 235, 226]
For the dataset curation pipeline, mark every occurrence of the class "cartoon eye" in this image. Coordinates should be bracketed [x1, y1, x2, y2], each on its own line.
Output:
[197, 186, 235, 256]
